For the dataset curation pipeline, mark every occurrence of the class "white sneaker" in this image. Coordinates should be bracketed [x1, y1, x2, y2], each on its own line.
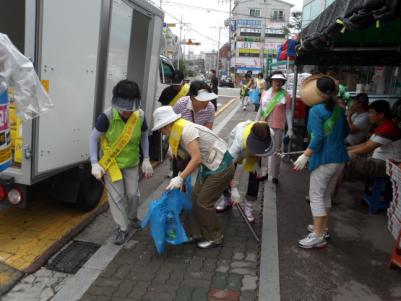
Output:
[298, 232, 327, 249]
[244, 203, 255, 223]
[307, 224, 330, 239]
[216, 196, 232, 212]
[243, 105, 247, 111]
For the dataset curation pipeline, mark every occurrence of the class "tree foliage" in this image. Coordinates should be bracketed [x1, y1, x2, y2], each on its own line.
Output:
[283, 11, 302, 38]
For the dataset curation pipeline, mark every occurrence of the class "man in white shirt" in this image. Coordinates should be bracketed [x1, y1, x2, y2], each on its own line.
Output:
[345, 93, 372, 145]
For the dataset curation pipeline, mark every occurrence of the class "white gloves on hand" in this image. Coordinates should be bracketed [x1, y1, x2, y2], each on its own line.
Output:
[293, 154, 310, 171]
[141, 158, 153, 178]
[230, 187, 241, 205]
[166, 175, 183, 191]
[286, 128, 294, 138]
[91, 163, 105, 180]
[142, 158, 153, 178]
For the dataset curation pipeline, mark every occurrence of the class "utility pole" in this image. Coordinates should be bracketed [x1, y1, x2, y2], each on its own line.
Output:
[260, 1, 269, 74]
[176, 16, 190, 71]
[211, 25, 224, 78]
[177, 16, 183, 70]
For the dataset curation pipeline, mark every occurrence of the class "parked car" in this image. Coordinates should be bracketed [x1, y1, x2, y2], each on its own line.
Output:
[219, 76, 234, 88]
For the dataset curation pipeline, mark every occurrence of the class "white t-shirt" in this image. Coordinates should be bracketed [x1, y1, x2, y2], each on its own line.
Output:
[346, 112, 371, 145]
[371, 134, 401, 160]
[180, 122, 228, 171]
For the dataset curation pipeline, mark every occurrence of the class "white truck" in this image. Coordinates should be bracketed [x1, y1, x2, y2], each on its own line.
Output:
[0, 0, 173, 210]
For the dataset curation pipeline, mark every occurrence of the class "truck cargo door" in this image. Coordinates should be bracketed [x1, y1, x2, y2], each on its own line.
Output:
[34, 0, 102, 174]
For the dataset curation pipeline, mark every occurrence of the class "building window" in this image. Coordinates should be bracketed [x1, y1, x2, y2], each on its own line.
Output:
[271, 10, 284, 21]
[249, 9, 261, 17]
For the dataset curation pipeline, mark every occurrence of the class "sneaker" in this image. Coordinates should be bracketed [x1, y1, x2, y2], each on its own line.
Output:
[187, 235, 202, 244]
[298, 232, 327, 249]
[243, 105, 247, 111]
[197, 235, 224, 249]
[244, 204, 255, 223]
[307, 224, 330, 239]
[216, 196, 232, 213]
[114, 227, 127, 245]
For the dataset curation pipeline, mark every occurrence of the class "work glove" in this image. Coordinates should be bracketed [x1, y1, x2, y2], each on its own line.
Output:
[141, 158, 153, 178]
[230, 187, 241, 205]
[293, 154, 310, 171]
[91, 163, 105, 180]
[286, 128, 294, 139]
[166, 175, 183, 191]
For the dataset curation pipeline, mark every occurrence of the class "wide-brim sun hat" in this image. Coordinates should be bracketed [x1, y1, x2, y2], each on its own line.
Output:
[300, 74, 339, 106]
[246, 130, 274, 157]
[112, 97, 139, 112]
[270, 73, 287, 82]
[193, 89, 218, 102]
[152, 106, 181, 131]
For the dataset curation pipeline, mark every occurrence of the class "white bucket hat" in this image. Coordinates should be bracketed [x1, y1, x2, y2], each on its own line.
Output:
[270, 73, 287, 82]
[152, 106, 181, 131]
[193, 89, 218, 101]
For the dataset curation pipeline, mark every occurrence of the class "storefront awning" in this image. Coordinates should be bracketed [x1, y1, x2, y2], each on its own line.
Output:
[297, 0, 401, 66]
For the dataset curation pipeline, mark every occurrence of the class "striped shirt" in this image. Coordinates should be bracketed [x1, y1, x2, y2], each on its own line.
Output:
[173, 96, 215, 127]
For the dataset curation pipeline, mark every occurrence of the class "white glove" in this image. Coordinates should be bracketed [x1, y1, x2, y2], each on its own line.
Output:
[141, 158, 153, 178]
[286, 128, 294, 138]
[91, 163, 105, 180]
[166, 175, 183, 191]
[231, 187, 241, 205]
[293, 154, 310, 171]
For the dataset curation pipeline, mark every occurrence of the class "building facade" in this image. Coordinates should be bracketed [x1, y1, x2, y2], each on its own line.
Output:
[301, 0, 335, 28]
[204, 51, 218, 74]
[230, 0, 292, 78]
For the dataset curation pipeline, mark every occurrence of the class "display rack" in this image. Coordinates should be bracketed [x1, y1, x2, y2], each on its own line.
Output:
[386, 160, 401, 268]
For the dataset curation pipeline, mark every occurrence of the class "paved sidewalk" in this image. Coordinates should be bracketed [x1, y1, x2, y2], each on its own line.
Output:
[276, 163, 401, 301]
[80, 105, 262, 301]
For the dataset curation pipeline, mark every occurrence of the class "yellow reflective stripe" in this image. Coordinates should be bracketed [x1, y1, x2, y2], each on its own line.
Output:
[242, 122, 257, 172]
[99, 111, 139, 182]
[376, 20, 380, 28]
[169, 83, 190, 106]
[336, 19, 346, 33]
[169, 118, 190, 158]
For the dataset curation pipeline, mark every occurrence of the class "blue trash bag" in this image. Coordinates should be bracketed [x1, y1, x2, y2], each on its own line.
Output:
[141, 178, 192, 254]
[249, 87, 260, 105]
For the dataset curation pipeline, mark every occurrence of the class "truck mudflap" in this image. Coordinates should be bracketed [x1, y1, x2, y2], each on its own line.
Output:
[49, 163, 103, 211]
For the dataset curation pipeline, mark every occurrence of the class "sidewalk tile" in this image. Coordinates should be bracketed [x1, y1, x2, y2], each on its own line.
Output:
[211, 272, 226, 289]
[226, 274, 243, 291]
[208, 288, 241, 300]
[192, 287, 208, 301]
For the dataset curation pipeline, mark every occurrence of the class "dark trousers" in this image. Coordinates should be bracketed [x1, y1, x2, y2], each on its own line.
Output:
[211, 99, 218, 112]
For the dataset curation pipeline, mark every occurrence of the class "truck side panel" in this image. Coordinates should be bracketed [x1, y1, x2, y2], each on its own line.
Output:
[35, 0, 102, 174]
[103, 0, 132, 109]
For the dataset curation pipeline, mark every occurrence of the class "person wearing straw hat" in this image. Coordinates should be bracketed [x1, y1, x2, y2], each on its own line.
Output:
[171, 81, 217, 176]
[152, 106, 235, 249]
[293, 74, 349, 249]
[89, 80, 153, 245]
[215, 121, 274, 223]
[256, 71, 293, 185]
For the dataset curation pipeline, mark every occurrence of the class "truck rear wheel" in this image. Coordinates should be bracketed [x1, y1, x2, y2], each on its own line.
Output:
[76, 164, 104, 211]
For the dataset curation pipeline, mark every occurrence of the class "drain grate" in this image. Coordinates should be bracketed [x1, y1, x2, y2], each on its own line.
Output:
[47, 241, 100, 274]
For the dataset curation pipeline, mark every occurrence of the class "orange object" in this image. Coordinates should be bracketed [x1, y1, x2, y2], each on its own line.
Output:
[390, 230, 401, 269]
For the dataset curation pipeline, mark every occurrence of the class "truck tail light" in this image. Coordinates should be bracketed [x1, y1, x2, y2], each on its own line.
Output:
[0, 186, 6, 200]
[8, 188, 22, 205]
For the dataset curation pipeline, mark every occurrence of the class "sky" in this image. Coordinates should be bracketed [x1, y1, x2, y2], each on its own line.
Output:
[152, 0, 304, 54]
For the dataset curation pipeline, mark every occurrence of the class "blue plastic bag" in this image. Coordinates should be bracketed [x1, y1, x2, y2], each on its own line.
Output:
[249, 87, 260, 105]
[141, 178, 192, 254]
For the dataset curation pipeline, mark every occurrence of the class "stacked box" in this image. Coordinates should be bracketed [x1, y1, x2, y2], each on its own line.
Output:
[386, 160, 401, 243]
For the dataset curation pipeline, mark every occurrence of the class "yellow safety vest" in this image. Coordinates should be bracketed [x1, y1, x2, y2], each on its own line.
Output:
[168, 118, 190, 158]
[241, 122, 258, 172]
[169, 83, 190, 106]
[99, 111, 140, 182]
